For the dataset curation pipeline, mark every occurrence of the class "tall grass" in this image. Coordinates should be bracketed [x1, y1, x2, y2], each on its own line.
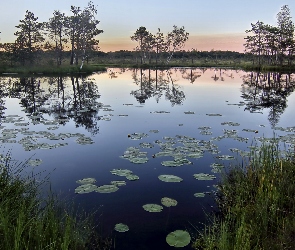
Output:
[0, 151, 111, 250]
[193, 143, 295, 250]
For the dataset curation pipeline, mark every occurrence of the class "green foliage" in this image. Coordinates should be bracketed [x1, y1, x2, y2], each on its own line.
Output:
[0, 151, 111, 250]
[193, 143, 295, 249]
[244, 5, 295, 67]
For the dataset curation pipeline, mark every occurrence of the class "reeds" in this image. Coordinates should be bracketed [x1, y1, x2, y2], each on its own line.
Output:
[0, 151, 111, 250]
[193, 143, 295, 249]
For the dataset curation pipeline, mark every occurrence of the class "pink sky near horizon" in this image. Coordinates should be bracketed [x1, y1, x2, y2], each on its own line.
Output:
[99, 33, 246, 53]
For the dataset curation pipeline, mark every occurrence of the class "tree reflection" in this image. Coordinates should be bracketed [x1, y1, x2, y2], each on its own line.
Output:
[241, 71, 295, 128]
[130, 68, 185, 106]
[2, 76, 102, 135]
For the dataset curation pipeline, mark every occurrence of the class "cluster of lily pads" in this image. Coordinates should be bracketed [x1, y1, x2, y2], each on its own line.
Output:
[75, 177, 126, 194]
[0, 114, 96, 151]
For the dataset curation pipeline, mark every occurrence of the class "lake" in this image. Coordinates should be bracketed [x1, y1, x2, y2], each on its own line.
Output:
[1, 68, 295, 249]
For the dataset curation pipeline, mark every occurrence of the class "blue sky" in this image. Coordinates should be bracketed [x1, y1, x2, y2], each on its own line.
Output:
[1, 0, 295, 52]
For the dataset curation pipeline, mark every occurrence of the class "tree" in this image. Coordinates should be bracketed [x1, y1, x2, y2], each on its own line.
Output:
[166, 25, 189, 64]
[276, 5, 294, 65]
[46, 10, 66, 66]
[244, 21, 266, 66]
[131, 26, 150, 64]
[14, 10, 44, 65]
[153, 28, 166, 64]
[65, 1, 103, 67]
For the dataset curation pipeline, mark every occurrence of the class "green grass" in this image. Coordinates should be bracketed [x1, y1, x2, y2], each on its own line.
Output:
[193, 143, 295, 250]
[0, 64, 107, 75]
[0, 151, 111, 250]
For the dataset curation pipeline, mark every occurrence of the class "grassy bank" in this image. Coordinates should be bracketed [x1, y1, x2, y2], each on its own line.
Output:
[0, 151, 111, 250]
[1, 60, 295, 75]
[193, 144, 295, 250]
[0, 64, 107, 75]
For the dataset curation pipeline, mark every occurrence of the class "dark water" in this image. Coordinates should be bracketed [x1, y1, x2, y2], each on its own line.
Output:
[1, 68, 295, 249]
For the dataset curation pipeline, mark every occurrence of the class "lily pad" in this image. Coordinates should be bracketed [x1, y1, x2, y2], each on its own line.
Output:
[95, 184, 119, 193]
[114, 223, 129, 232]
[206, 113, 222, 116]
[76, 178, 96, 185]
[193, 173, 216, 181]
[129, 157, 149, 164]
[75, 184, 98, 194]
[143, 204, 163, 212]
[161, 161, 183, 167]
[110, 169, 133, 176]
[194, 192, 206, 198]
[166, 230, 191, 247]
[158, 175, 183, 183]
[216, 155, 235, 160]
[111, 180, 127, 186]
[161, 197, 178, 207]
[125, 174, 139, 181]
[28, 159, 42, 167]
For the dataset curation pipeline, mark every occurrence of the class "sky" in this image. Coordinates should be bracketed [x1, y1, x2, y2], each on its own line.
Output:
[0, 0, 295, 52]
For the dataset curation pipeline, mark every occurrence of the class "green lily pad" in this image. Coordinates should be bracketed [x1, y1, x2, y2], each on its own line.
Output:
[114, 223, 129, 232]
[110, 169, 133, 176]
[125, 174, 139, 181]
[76, 136, 94, 145]
[95, 184, 119, 193]
[143, 204, 163, 212]
[28, 159, 42, 167]
[129, 157, 149, 164]
[161, 197, 178, 207]
[216, 155, 235, 160]
[149, 129, 159, 133]
[76, 178, 96, 185]
[206, 113, 222, 116]
[193, 173, 216, 181]
[166, 230, 191, 247]
[161, 161, 183, 167]
[111, 180, 127, 186]
[75, 184, 98, 194]
[158, 175, 183, 183]
[194, 192, 206, 198]
[139, 142, 154, 148]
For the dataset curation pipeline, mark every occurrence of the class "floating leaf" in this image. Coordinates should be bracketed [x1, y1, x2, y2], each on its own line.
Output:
[110, 169, 133, 176]
[143, 204, 163, 212]
[139, 142, 154, 148]
[76, 137, 94, 145]
[206, 113, 222, 116]
[75, 184, 98, 194]
[96, 184, 119, 193]
[242, 128, 258, 133]
[158, 175, 183, 183]
[129, 157, 149, 164]
[161, 197, 178, 207]
[161, 161, 183, 167]
[28, 159, 42, 167]
[166, 230, 191, 247]
[114, 223, 129, 232]
[125, 174, 139, 181]
[128, 132, 148, 140]
[151, 111, 170, 114]
[216, 155, 235, 160]
[149, 129, 159, 133]
[198, 126, 211, 130]
[193, 173, 216, 181]
[111, 180, 126, 186]
[194, 192, 206, 198]
[76, 178, 96, 185]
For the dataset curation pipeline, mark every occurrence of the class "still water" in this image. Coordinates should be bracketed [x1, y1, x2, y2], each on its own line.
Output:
[1, 68, 295, 249]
